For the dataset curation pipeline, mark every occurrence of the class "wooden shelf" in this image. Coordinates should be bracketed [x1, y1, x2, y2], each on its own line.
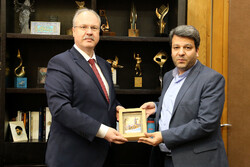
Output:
[100, 36, 169, 42]
[7, 33, 73, 40]
[6, 88, 46, 94]
[6, 88, 161, 95]
[4, 142, 47, 165]
[7, 33, 169, 42]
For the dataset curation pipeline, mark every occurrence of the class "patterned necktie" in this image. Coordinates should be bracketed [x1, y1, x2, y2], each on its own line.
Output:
[88, 59, 109, 103]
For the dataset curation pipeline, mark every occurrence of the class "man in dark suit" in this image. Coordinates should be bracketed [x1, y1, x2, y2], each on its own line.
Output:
[138, 25, 229, 167]
[45, 8, 127, 167]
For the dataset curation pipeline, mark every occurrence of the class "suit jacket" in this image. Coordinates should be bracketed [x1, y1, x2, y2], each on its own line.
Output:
[45, 47, 119, 167]
[150, 61, 229, 167]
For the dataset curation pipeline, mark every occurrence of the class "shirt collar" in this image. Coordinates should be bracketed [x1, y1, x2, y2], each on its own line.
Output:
[172, 60, 197, 83]
[74, 44, 97, 62]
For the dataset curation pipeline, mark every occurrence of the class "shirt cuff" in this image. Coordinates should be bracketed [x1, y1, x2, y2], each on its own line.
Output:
[96, 124, 109, 138]
[154, 102, 158, 113]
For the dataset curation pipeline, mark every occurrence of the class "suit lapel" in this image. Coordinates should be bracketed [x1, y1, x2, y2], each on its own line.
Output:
[171, 61, 203, 118]
[69, 47, 110, 104]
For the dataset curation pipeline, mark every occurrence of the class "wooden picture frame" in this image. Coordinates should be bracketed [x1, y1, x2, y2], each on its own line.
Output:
[119, 108, 147, 141]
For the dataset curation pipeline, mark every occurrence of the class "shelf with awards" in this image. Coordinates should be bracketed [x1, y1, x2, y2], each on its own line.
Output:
[1, 0, 187, 166]
[7, 33, 170, 42]
[6, 88, 161, 95]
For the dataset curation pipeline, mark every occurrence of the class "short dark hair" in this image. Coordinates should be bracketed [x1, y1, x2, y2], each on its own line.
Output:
[169, 25, 200, 50]
[15, 126, 23, 131]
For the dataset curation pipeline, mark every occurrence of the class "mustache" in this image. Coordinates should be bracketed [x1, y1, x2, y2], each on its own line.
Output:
[83, 35, 94, 41]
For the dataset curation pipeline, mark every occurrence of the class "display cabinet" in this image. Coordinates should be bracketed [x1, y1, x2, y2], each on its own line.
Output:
[0, 0, 186, 166]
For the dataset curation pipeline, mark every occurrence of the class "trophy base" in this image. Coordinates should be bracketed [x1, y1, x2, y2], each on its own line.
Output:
[14, 77, 27, 88]
[128, 29, 139, 37]
[134, 77, 142, 88]
[102, 31, 116, 36]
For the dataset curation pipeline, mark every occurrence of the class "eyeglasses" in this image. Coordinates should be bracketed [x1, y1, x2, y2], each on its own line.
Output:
[74, 25, 100, 32]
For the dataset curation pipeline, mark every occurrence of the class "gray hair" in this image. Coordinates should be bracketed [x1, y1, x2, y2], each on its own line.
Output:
[72, 8, 101, 27]
[169, 25, 200, 50]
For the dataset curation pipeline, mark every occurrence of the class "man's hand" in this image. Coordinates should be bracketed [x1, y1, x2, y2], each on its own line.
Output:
[138, 132, 163, 146]
[104, 128, 128, 144]
[140, 102, 156, 118]
[116, 105, 125, 121]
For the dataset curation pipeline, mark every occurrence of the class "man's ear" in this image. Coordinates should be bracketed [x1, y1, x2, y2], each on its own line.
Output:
[196, 48, 199, 57]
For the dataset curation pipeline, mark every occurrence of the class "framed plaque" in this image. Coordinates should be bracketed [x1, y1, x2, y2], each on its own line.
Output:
[31, 21, 60, 35]
[119, 108, 147, 141]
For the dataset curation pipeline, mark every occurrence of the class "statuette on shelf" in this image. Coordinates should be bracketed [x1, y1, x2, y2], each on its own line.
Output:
[128, 2, 139, 37]
[156, 3, 169, 36]
[153, 50, 168, 88]
[134, 53, 142, 88]
[106, 56, 124, 87]
[75, 1, 85, 9]
[14, 50, 27, 88]
[99, 10, 116, 36]
[66, 1, 86, 35]
[14, 0, 35, 34]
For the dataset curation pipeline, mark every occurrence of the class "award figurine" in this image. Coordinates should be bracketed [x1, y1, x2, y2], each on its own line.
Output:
[75, 1, 85, 9]
[14, 50, 27, 88]
[128, 2, 139, 37]
[99, 10, 116, 36]
[153, 50, 168, 88]
[155, 3, 169, 36]
[67, 1, 85, 35]
[106, 56, 124, 87]
[134, 53, 142, 88]
[14, 0, 35, 34]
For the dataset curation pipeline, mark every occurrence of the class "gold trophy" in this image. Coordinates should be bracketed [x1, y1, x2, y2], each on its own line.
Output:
[156, 3, 169, 36]
[134, 53, 142, 88]
[106, 56, 124, 87]
[67, 1, 85, 35]
[14, 49, 27, 88]
[99, 10, 116, 36]
[153, 50, 168, 88]
[128, 2, 139, 37]
[75, 1, 85, 9]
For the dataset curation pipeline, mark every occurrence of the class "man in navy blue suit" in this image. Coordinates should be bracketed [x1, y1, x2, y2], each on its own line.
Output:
[138, 25, 229, 167]
[45, 8, 127, 167]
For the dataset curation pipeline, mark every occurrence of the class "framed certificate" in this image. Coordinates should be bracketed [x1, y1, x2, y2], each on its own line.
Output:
[119, 108, 147, 141]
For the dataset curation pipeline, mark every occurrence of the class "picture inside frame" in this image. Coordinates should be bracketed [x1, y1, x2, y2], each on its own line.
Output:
[119, 108, 147, 141]
[123, 112, 143, 134]
[37, 67, 47, 87]
[9, 121, 28, 142]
